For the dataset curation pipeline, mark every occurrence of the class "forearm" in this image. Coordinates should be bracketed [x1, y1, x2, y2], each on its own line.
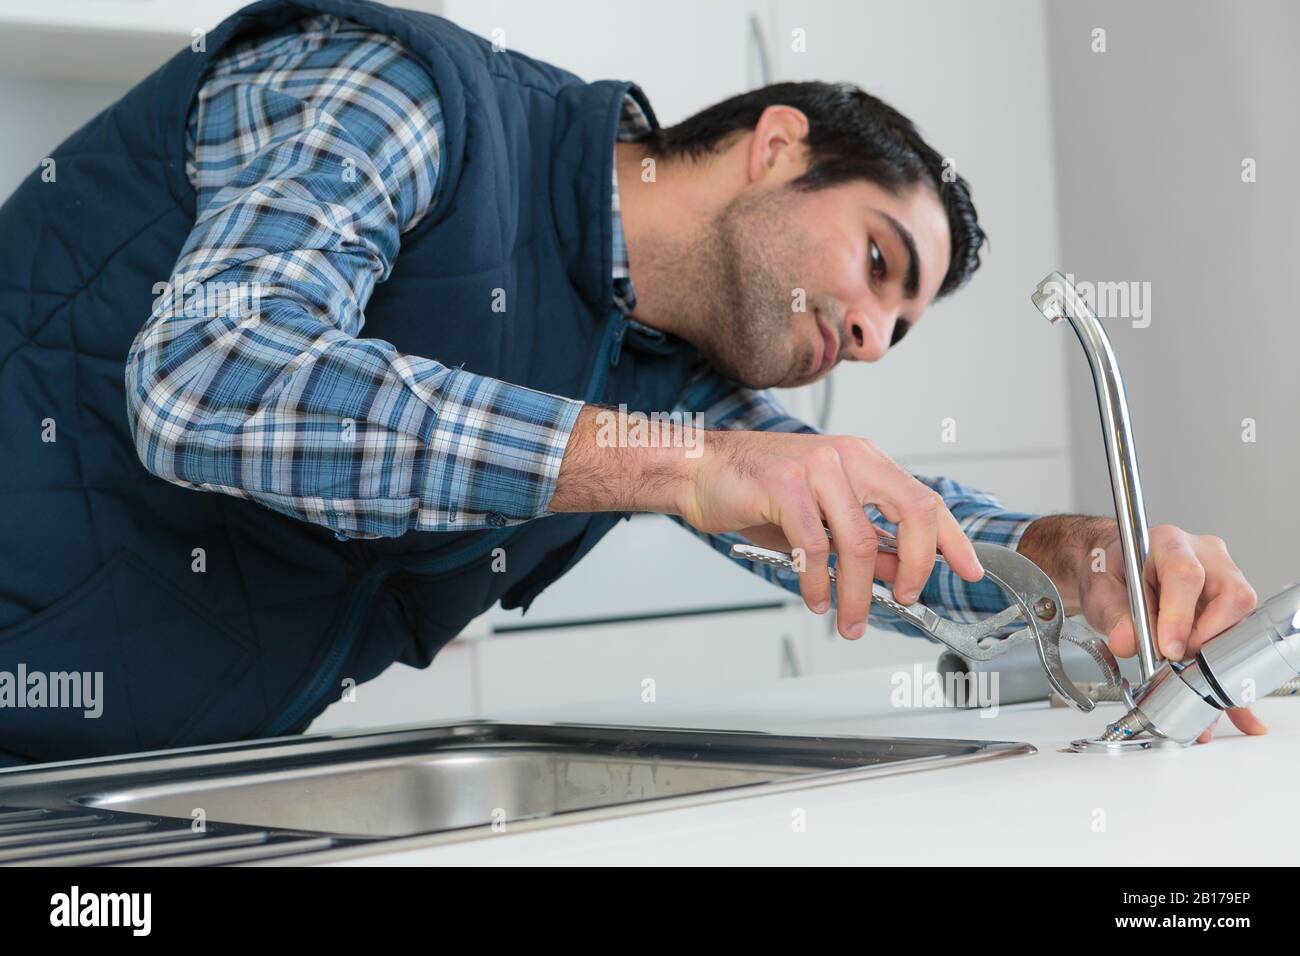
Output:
[1016, 513, 1119, 615]
[547, 404, 700, 515]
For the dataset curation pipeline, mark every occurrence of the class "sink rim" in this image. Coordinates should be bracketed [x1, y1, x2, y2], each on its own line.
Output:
[0, 721, 1037, 863]
[249, 733, 1038, 863]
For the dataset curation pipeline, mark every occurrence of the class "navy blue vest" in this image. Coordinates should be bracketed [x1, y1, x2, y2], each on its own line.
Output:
[0, 0, 699, 764]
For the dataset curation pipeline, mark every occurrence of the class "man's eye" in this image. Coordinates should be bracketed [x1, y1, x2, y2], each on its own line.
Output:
[869, 240, 887, 280]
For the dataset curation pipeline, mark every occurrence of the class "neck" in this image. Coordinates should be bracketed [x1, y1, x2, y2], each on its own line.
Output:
[614, 141, 730, 341]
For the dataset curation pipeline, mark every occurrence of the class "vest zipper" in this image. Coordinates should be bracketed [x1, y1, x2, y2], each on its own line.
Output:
[584, 309, 626, 402]
[264, 526, 523, 736]
[263, 564, 389, 736]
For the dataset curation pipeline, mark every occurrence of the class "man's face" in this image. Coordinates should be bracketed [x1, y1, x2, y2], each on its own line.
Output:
[692, 176, 953, 389]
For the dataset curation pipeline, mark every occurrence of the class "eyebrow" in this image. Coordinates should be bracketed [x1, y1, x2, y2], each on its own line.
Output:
[876, 210, 921, 299]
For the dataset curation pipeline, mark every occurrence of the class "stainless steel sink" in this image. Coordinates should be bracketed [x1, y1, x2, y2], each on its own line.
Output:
[0, 722, 1034, 864]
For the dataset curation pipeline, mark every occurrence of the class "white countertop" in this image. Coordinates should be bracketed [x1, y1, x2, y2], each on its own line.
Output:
[332, 663, 1300, 866]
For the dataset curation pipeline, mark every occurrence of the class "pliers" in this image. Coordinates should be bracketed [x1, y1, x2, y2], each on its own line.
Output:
[730, 531, 1123, 713]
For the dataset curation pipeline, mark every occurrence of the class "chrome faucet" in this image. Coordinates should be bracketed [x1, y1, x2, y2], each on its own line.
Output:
[1031, 271, 1161, 681]
[1102, 585, 1300, 746]
[1033, 271, 1300, 749]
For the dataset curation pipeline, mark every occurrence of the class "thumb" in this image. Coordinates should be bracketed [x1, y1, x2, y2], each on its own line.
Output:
[1085, 572, 1137, 657]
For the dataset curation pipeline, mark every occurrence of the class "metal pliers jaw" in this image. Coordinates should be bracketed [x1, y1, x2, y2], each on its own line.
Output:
[730, 533, 1124, 713]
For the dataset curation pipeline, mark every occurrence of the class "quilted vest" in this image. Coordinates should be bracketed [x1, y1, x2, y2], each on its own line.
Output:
[0, 0, 698, 764]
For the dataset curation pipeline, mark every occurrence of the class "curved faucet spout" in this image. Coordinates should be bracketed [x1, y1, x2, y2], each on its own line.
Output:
[1032, 271, 1161, 682]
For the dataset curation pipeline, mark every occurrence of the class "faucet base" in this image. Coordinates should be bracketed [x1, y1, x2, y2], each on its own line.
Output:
[1065, 736, 1168, 754]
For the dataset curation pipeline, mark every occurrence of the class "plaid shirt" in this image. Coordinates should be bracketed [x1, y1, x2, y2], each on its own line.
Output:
[125, 14, 1038, 628]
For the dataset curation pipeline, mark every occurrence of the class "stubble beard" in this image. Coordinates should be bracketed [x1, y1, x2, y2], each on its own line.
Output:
[673, 187, 812, 389]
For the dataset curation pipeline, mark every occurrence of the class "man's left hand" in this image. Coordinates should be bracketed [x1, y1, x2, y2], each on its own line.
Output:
[1021, 517, 1267, 743]
[1081, 524, 1266, 742]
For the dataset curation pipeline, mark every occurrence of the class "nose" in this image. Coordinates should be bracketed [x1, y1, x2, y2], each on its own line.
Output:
[841, 309, 894, 363]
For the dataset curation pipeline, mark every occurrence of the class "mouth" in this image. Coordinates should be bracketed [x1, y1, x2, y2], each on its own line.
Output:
[811, 311, 840, 378]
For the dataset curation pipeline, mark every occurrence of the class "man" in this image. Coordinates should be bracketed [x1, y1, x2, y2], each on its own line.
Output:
[0, 0, 1261, 766]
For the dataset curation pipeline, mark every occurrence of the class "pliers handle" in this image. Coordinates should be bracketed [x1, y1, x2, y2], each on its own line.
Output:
[730, 530, 1115, 713]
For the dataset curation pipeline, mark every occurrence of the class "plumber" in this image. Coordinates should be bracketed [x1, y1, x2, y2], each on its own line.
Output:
[0, 0, 1263, 765]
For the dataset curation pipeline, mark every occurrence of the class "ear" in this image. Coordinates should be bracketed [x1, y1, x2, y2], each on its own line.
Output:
[746, 105, 811, 185]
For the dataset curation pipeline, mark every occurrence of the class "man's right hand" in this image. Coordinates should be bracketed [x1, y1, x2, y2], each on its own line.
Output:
[548, 405, 984, 639]
[677, 427, 984, 638]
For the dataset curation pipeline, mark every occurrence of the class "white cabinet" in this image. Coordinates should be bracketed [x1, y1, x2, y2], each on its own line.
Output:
[474, 605, 798, 714]
[480, 515, 783, 630]
[796, 607, 937, 677]
[306, 603, 801, 733]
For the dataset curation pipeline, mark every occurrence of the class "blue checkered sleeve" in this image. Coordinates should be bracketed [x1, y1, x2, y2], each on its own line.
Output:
[124, 15, 581, 539]
[669, 366, 1041, 633]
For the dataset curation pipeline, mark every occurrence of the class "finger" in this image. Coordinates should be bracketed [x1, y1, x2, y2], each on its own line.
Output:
[811, 465, 878, 639]
[772, 487, 833, 617]
[876, 484, 981, 588]
[934, 507, 984, 583]
[818, 524, 901, 582]
[1185, 543, 1257, 655]
[1226, 706, 1268, 736]
[1186, 584, 1256, 657]
[1196, 715, 1220, 745]
[740, 523, 901, 581]
[887, 485, 940, 606]
[870, 550, 901, 583]
[1148, 538, 1206, 660]
[1108, 615, 1137, 658]
[737, 524, 792, 552]
[841, 448, 982, 586]
[1085, 571, 1138, 657]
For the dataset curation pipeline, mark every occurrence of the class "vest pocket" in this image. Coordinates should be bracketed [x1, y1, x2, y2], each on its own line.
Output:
[0, 548, 256, 763]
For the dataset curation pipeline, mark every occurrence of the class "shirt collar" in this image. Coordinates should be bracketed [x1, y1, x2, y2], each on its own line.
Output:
[611, 92, 653, 316]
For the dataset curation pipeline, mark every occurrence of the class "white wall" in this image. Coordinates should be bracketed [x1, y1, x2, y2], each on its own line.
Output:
[1043, 0, 1300, 595]
[440, 0, 771, 120]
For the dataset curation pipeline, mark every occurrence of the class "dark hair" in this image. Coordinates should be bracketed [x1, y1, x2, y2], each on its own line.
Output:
[645, 81, 987, 298]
